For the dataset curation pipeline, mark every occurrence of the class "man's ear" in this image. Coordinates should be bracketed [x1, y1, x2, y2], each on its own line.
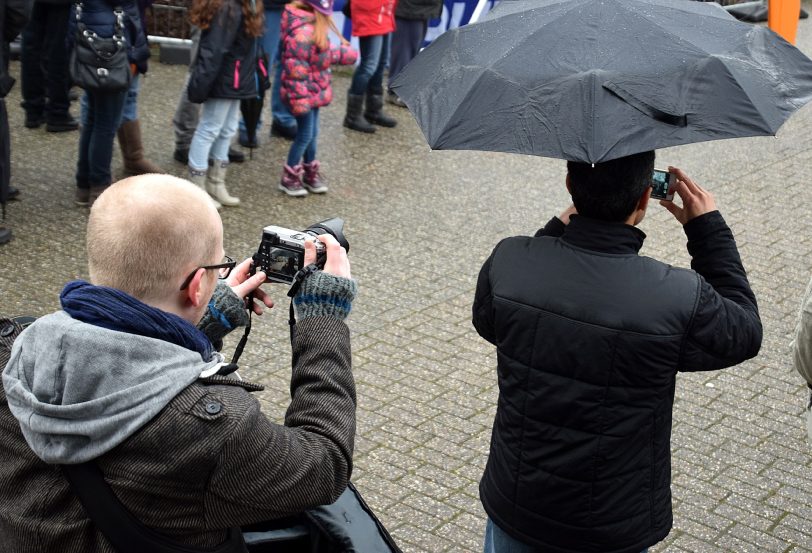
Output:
[638, 186, 652, 212]
[184, 268, 208, 308]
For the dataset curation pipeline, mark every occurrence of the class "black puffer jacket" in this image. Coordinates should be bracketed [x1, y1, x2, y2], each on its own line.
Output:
[473, 212, 761, 553]
[187, 0, 260, 103]
[395, 0, 442, 21]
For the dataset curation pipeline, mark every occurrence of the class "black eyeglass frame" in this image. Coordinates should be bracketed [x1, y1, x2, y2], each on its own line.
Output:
[179, 255, 237, 290]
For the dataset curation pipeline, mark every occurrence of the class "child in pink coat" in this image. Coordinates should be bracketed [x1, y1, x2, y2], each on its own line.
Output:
[278, 0, 357, 196]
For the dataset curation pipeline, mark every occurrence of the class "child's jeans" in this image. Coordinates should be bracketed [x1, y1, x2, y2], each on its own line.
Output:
[286, 108, 319, 167]
[188, 98, 241, 171]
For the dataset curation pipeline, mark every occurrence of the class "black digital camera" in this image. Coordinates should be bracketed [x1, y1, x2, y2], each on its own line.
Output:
[255, 218, 349, 284]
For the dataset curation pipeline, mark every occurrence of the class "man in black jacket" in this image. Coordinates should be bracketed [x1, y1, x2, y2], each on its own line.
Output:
[473, 151, 762, 553]
[0, 0, 31, 245]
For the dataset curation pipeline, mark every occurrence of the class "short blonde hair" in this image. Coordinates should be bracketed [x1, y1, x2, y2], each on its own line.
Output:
[87, 175, 222, 301]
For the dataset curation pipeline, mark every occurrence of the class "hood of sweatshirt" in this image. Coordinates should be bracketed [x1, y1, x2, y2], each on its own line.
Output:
[2, 311, 222, 464]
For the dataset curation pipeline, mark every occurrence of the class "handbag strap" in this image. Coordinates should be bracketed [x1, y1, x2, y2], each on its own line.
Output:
[74, 2, 126, 38]
[61, 461, 248, 553]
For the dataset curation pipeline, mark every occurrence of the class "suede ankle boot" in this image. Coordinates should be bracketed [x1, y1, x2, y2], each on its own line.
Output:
[118, 120, 163, 175]
[343, 93, 376, 133]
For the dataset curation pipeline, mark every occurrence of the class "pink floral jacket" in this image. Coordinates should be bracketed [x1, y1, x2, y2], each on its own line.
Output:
[280, 6, 358, 116]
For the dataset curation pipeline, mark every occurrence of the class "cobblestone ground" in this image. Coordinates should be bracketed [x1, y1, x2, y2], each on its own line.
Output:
[2, 13, 812, 553]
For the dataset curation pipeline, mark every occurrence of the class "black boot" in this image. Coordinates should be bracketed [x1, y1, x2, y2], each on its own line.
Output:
[343, 93, 376, 133]
[364, 93, 397, 128]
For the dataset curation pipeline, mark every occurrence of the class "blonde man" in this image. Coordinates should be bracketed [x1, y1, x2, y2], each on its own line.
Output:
[0, 174, 358, 552]
[792, 276, 812, 443]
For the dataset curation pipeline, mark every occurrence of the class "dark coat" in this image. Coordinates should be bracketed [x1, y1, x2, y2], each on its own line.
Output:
[394, 0, 441, 22]
[473, 212, 761, 553]
[1, 0, 31, 98]
[0, 316, 356, 552]
[67, 0, 150, 73]
[187, 0, 261, 103]
[263, 0, 291, 12]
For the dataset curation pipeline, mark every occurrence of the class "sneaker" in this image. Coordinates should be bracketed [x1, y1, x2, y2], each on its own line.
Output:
[46, 116, 79, 133]
[271, 120, 297, 140]
[279, 164, 308, 197]
[7, 187, 19, 201]
[74, 187, 90, 206]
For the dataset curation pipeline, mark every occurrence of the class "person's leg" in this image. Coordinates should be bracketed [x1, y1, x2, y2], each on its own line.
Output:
[0, 99, 10, 244]
[302, 109, 326, 193]
[42, 3, 75, 130]
[172, 27, 202, 161]
[349, 34, 384, 96]
[117, 75, 163, 175]
[482, 518, 539, 553]
[388, 19, 425, 106]
[86, 90, 127, 200]
[364, 33, 397, 127]
[20, 4, 46, 128]
[344, 35, 383, 133]
[75, 92, 95, 205]
[188, 98, 232, 172]
[280, 110, 314, 196]
[207, 100, 241, 206]
[267, 9, 297, 136]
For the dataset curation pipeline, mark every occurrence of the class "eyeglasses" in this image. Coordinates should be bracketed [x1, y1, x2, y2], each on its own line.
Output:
[179, 255, 236, 290]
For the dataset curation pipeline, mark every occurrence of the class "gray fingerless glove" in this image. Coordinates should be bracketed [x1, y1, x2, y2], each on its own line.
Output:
[197, 282, 249, 350]
[293, 271, 357, 320]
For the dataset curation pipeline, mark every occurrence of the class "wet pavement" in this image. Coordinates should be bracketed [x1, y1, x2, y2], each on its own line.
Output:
[2, 12, 812, 553]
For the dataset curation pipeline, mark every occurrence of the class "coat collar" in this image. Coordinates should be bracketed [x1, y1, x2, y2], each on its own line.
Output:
[560, 215, 646, 254]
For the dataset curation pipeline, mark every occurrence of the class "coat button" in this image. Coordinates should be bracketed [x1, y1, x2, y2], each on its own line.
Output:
[0, 324, 14, 337]
[205, 402, 222, 415]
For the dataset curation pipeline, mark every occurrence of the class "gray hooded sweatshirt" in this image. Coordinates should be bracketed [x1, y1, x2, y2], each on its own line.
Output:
[2, 311, 222, 464]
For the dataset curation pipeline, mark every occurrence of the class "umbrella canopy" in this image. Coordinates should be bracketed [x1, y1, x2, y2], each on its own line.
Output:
[390, 0, 812, 162]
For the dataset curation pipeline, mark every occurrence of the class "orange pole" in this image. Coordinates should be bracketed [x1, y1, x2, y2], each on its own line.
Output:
[768, 0, 801, 44]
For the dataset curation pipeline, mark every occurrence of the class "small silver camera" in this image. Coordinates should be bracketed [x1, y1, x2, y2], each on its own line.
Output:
[255, 218, 348, 284]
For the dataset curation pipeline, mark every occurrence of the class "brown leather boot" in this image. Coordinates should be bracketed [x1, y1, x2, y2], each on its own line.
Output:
[118, 120, 163, 175]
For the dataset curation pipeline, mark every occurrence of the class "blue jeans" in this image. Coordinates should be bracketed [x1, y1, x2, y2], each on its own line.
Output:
[238, 8, 296, 140]
[286, 108, 319, 167]
[80, 75, 140, 126]
[188, 98, 241, 171]
[483, 518, 649, 553]
[349, 33, 391, 96]
[76, 89, 127, 187]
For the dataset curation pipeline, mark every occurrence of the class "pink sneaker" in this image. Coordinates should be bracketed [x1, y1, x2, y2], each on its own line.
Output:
[302, 160, 328, 193]
[279, 164, 308, 197]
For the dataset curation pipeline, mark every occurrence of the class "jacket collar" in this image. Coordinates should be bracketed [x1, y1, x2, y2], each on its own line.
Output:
[560, 215, 646, 254]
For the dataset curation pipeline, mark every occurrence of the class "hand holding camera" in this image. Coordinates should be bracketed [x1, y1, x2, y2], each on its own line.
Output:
[304, 235, 351, 280]
[660, 166, 717, 225]
[227, 258, 275, 315]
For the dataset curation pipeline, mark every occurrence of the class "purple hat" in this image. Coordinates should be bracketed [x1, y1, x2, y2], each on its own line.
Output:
[303, 0, 333, 15]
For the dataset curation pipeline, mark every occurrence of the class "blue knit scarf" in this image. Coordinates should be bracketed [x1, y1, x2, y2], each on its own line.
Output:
[60, 280, 214, 361]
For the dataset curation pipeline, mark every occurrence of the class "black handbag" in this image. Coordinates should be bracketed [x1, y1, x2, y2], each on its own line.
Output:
[69, 3, 132, 93]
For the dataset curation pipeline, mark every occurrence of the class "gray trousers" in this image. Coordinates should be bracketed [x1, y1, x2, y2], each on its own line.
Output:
[172, 27, 201, 150]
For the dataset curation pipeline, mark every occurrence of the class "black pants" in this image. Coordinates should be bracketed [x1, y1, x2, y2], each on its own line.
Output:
[388, 17, 428, 88]
[20, 2, 72, 121]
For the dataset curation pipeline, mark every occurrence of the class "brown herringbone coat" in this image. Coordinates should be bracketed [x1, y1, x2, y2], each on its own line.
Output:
[0, 316, 355, 552]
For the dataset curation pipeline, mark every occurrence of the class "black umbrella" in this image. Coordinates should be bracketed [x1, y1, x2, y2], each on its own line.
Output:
[240, 44, 272, 160]
[390, 0, 812, 163]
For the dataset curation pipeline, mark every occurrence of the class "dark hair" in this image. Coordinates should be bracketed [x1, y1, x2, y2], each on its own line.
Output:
[566, 151, 655, 222]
